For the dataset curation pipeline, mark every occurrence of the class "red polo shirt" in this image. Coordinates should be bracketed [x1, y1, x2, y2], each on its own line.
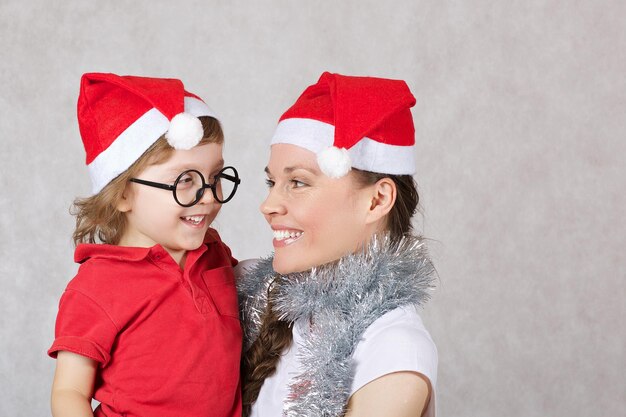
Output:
[48, 229, 242, 417]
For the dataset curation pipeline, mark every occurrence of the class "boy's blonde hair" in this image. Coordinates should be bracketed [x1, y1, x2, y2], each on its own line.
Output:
[72, 116, 223, 246]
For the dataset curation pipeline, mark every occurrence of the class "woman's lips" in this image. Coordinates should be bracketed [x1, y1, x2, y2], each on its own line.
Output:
[272, 228, 304, 247]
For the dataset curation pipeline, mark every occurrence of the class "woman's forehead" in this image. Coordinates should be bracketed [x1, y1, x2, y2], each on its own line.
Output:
[267, 144, 319, 173]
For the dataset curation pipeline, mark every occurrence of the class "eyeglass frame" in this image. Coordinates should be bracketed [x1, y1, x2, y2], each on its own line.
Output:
[129, 166, 241, 207]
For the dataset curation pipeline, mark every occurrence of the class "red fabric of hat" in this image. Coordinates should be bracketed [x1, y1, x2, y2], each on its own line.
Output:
[273, 72, 417, 177]
[77, 73, 216, 194]
[79, 74, 185, 164]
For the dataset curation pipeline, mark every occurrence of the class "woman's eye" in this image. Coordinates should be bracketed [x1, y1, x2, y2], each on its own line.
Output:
[291, 179, 307, 188]
[265, 178, 275, 188]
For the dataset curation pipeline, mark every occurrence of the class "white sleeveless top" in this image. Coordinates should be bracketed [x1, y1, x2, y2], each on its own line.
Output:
[251, 305, 438, 417]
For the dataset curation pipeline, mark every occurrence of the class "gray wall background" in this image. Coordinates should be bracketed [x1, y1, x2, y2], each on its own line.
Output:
[1, 1, 624, 416]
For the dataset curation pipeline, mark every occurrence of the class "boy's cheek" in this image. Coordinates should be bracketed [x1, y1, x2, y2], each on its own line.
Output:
[208, 205, 222, 223]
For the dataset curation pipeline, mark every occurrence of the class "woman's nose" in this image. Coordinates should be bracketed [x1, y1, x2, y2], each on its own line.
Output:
[260, 188, 286, 217]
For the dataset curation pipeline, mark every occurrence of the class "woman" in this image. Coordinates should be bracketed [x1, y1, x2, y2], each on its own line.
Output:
[238, 72, 437, 417]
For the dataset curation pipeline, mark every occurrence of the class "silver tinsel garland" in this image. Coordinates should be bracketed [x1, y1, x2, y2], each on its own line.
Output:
[238, 235, 436, 417]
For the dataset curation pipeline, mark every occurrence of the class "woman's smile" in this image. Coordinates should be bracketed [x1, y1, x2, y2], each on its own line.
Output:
[272, 227, 304, 247]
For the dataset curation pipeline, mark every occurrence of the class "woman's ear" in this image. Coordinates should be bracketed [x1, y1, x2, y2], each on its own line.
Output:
[365, 177, 396, 225]
[115, 184, 133, 213]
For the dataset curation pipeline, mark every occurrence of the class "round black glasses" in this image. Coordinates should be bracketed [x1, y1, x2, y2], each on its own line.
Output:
[130, 166, 241, 207]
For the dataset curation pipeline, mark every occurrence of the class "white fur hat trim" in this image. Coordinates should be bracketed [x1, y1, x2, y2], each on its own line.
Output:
[317, 146, 352, 178]
[165, 112, 203, 150]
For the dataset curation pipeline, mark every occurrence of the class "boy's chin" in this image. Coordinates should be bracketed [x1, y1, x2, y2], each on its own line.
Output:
[186, 236, 208, 251]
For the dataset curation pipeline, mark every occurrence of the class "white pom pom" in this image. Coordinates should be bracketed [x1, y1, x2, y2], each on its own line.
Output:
[317, 146, 352, 178]
[165, 113, 204, 150]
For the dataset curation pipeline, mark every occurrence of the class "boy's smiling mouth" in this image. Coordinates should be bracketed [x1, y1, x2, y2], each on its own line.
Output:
[181, 215, 206, 226]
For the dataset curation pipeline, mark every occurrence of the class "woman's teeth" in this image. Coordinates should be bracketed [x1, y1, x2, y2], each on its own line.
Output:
[273, 230, 303, 241]
[182, 215, 204, 225]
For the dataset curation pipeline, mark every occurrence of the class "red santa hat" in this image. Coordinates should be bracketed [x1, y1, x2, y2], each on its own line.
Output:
[77, 72, 218, 194]
[271, 72, 417, 178]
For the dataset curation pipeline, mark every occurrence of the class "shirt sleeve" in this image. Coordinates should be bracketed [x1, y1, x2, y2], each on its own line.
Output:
[48, 288, 119, 366]
[350, 306, 438, 395]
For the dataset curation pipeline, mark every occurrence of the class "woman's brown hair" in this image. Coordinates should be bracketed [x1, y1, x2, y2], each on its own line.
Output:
[71, 116, 223, 246]
[241, 170, 419, 416]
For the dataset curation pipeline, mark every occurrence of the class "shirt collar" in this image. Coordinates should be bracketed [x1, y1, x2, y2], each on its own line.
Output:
[74, 231, 217, 264]
[74, 242, 208, 264]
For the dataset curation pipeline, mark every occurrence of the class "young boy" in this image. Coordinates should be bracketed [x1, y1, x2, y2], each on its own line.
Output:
[48, 73, 242, 417]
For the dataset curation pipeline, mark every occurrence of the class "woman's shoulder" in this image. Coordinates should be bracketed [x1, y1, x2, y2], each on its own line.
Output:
[235, 257, 275, 292]
[351, 305, 438, 395]
[235, 257, 276, 348]
[233, 258, 261, 279]
[361, 305, 435, 341]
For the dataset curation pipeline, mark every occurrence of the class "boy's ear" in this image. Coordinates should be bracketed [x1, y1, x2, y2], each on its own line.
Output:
[365, 177, 396, 225]
[115, 184, 133, 213]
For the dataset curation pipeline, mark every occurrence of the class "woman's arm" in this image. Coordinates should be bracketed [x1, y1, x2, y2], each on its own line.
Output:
[51, 351, 98, 417]
[345, 371, 431, 417]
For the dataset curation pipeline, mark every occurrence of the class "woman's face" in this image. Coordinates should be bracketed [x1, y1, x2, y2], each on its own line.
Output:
[261, 143, 377, 274]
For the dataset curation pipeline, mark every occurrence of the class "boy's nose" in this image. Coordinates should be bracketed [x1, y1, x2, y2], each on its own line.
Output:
[198, 187, 216, 205]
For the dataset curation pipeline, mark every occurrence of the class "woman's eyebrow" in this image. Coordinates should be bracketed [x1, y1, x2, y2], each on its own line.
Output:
[284, 166, 317, 174]
[265, 165, 319, 175]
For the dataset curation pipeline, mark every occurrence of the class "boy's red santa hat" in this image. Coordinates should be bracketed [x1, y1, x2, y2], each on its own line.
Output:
[78, 73, 218, 194]
[271, 72, 417, 178]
